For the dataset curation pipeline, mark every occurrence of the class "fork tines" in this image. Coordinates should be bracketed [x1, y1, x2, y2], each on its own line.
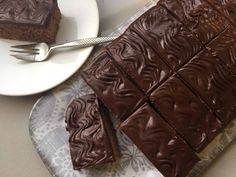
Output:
[10, 44, 39, 61]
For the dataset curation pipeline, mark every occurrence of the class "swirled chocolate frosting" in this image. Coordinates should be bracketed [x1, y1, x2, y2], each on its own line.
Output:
[206, 0, 236, 24]
[81, 52, 145, 121]
[65, 94, 116, 170]
[81, 0, 236, 176]
[150, 76, 224, 152]
[120, 103, 199, 177]
[0, 0, 55, 25]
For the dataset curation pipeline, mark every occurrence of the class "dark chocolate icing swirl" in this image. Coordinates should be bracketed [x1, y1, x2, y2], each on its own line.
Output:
[160, 0, 229, 44]
[179, 49, 236, 124]
[107, 28, 172, 93]
[65, 94, 114, 170]
[129, 5, 203, 70]
[120, 103, 199, 177]
[150, 76, 224, 152]
[0, 0, 55, 25]
[206, 0, 236, 24]
[207, 27, 236, 77]
[81, 52, 144, 121]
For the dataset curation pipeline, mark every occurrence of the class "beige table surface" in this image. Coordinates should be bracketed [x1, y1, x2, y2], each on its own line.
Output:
[0, 0, 236, 177]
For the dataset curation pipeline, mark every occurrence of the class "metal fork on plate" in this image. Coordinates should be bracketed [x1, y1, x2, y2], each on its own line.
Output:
[10, 36, 117, 62]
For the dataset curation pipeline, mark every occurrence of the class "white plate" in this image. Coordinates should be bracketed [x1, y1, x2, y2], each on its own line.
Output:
[0, 0, 99, 96]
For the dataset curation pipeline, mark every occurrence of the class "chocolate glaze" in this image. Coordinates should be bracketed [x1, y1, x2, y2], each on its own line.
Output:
[79, 0, 236, 174]
[206, 0, 236, 24]
[65, 94, 115, 170]
[0, 0, 55, 25]
[80, 52, 145, 121]
[106, 28, 172, 94]
[120, 103, 199, 177]
[178, 49, 236, 124]
[160, 0, 229, 44]
[207, 26, 236, 77]
[150, 76, 223, 152]
[129, 5, 203, 70]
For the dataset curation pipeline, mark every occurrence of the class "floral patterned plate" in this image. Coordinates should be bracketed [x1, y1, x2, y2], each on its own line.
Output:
[29, 1, 236, 177]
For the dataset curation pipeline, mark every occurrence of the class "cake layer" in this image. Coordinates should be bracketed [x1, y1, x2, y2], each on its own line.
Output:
[120, 103, 199, 177]
[81, 52, 145, 121]
[65, 94, 119, 170]
[0, 0, 61, 43]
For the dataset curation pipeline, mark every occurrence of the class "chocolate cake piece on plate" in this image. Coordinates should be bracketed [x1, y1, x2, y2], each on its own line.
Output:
[65, 94, 120, 170]
[0, 0, 61, 43]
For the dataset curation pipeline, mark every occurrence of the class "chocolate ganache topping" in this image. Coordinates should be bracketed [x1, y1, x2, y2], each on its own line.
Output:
[120, 103, 199, 177]
[81, 51, 145, 121]
[106, 28, 173, 94]
[81, 0, 236, 175]
[65, 94, 115, 170]
[159, 0, 229, 44]
[0, 0, 55, 25]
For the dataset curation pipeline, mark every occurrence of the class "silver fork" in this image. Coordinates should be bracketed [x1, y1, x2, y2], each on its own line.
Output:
[10, 36, 117, 62]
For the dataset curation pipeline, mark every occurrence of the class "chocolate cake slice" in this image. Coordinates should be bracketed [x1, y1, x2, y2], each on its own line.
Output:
[0, 0, 61, 43]
[149, 75, 224, 152]
[120, 103, 199, 177]
[65, 94, 120, 170]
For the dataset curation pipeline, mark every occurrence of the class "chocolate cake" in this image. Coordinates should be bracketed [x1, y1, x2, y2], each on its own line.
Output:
[0, 0, 61, 43]
[65, 94, 120, 170]
[81, 52, 145, 121]
[120, 103, 199, 177]
[79, 0, 236, 176]
[150, 75, 224, 152]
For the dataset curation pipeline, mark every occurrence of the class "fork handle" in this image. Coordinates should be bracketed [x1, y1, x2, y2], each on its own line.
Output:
[50, 36, 117, 51]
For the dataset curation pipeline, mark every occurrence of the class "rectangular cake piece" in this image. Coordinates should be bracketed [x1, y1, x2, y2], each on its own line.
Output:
[65, 94, 120, 170]
[80, 51, 145, 121]
[129, 4, 203, 70]
[106, 27, 172, 94]
[0, 0, 61, 43]
[120, 103, 199, 177]
[159, 0, 229, 44]
[178, 48, 236, 124]
[149, 75, 224, 152]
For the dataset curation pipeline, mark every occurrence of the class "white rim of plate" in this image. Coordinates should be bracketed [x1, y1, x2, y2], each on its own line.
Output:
[0, 0, 99, 96]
